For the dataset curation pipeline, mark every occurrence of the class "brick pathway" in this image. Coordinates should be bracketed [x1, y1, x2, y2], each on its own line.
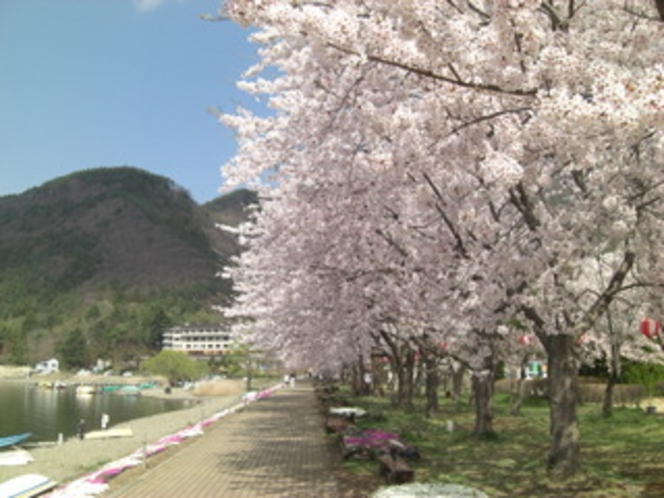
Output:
[106, 382, 339, 498]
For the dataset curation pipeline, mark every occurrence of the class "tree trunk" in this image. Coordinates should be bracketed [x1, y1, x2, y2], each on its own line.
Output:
[510, 378, 526, 417]
[451, 361, 465, 409]
[414, 354, 425, 397]
[350, 360, 365, 396]
[602, 371, 617, 418]
[472, 366, 496, 436]
[546, 334, 580, 477]
[378, 330, 403, 406]
[510, 357, 529, 416]
[371, 355, 388, 397]
[602, 315, 622, 418]
[397, 348, 416, 410]
[424, 353, 440, 417]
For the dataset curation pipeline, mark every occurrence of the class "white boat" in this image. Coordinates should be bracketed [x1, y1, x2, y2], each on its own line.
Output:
[0, 473, 57, 498]
[85, 427, 133, 440]
[75, 385, 96, 395]
[0, 448, 33, 467]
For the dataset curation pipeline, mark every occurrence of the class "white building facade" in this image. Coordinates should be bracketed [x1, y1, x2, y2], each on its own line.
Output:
[35, 358, 59, 375]
[161, 324, 235, 358]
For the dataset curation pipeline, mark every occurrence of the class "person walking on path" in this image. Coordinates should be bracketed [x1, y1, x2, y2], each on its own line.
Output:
[76, 419, 86, 440]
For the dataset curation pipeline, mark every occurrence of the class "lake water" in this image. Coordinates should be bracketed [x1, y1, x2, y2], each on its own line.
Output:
[0, 381, 195, 443]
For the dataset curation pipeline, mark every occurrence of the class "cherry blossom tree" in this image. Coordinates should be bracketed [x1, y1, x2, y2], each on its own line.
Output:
[218, 0, 664, 477]
[569, 254, 664, 416]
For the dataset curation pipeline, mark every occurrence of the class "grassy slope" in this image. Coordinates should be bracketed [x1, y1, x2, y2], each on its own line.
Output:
[328, 389, 664, 497]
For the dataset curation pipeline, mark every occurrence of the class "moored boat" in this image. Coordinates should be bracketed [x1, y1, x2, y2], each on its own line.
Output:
[0, 433, 31, 449]
[117, 385, 141, 396]
[75, 385, 96, 395]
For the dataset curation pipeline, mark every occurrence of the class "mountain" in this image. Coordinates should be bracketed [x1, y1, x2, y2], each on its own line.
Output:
[0, 166, 256, 366]
[204, 188, 259, 258]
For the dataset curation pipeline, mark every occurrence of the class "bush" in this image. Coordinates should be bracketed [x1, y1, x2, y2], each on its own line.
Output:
[496, 377, 647, 406]
[140, 350, 209, 385]
[623, 362, 664, 400]
[577, 382, 645, 405]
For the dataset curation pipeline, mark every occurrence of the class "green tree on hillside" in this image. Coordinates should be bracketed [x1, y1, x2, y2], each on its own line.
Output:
[57, 328, 88, 369]
[144, 306, 172, 352]
[3, 327, 28, 365]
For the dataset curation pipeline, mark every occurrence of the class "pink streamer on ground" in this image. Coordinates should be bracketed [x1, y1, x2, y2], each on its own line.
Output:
[45, 384, 283, 497]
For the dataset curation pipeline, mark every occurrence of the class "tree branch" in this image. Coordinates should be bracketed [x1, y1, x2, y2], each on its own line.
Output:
[326, 42, 537, 97]
[541, 1, 569, 31]
[508, 182, 541, 231]
[423, 171, 470, 258]
[374, 228, 409, 258]
[446, 107, 532, 138]
[578, 249, 636, 334]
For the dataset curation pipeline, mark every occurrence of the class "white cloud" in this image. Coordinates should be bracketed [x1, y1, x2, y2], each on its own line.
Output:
[133, 0, 183, 12]
[133, 0, 163, 11]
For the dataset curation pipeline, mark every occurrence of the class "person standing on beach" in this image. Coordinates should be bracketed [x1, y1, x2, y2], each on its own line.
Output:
[77, 418, 86, 440]
[101, 413, 109, 430]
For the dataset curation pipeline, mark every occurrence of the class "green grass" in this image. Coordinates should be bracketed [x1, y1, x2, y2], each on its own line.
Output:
[331, 391, 664, 497]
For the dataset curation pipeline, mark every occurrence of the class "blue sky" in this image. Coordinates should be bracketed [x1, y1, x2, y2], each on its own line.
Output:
[1, 0, 259, 204]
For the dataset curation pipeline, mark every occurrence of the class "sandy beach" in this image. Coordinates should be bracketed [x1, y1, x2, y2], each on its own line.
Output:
[0, 374, 255, 490]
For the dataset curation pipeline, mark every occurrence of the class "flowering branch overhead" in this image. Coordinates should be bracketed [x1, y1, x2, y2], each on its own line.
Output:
[218, 0, 664, 476]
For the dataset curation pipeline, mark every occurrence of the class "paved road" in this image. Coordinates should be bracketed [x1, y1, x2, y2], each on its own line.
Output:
[107, 383, 339, 498]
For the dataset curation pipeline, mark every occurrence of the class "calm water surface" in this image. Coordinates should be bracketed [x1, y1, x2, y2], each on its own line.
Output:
[0, 381, 195, 442]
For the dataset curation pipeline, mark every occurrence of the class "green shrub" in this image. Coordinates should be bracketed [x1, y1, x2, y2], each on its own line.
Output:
[623, 362, 664, 401]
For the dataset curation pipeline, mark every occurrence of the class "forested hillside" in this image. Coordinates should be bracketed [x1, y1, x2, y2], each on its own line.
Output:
[0, 166, 255, 368]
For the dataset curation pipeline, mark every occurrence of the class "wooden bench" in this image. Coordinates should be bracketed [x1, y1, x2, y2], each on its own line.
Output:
[377, 453, 414, 484]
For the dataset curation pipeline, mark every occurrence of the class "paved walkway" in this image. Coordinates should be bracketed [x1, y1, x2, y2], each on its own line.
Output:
[106, 382, 339, 498]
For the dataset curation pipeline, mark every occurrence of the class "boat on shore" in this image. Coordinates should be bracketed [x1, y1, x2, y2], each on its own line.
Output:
[0, 447, 33, 466]
[85, 427, 133, 440]
[0, 432, 31, 449]
[0, 473, 57, 497]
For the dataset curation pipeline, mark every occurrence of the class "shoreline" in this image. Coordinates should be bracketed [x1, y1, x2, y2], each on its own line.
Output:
[0, 377, 259, 488]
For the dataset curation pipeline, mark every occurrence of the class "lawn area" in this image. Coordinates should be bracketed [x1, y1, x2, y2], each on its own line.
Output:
[328, 389, 664, 497]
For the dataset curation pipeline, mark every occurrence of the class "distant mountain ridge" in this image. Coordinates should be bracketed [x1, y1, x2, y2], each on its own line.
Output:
[0, 166, 256, 364]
